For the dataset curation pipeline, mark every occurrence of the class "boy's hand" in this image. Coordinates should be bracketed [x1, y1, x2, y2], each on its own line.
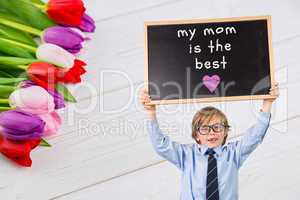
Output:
[139, 88, 156, 119]
[261, 82, 280, 112]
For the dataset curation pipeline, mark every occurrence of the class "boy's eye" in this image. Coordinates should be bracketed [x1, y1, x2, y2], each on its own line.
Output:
[212, 124, 224, 131]
[199, 126, 210, 132]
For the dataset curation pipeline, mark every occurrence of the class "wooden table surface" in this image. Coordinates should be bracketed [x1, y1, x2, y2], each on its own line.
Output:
[0, 0, 299, 199]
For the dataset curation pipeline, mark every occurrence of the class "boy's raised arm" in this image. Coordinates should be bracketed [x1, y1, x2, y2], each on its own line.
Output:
[234, 83, 279, 168]
[234, 110, 271, 168]
[140, 88, 187, 170]
[146, 117, 187, 170]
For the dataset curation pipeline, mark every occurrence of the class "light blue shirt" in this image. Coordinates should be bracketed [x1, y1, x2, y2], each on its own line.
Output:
[146, 111, 271, 200]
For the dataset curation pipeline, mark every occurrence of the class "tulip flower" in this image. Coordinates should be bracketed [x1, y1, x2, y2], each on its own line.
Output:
[9, 86, 55, 114]
[44, 88, 66, 109]
[36, 43, 75, 67]
[0, 135, 41, 167]
[76, 13, 96, 33]
[20, 80, 65, 109]
[63, 59, 87, 83]
[0, 109, 45, 141]
[9, 86, 62, 136]
[27, 60, 86, 89]
[42, 26, 86, 54]
[38, 111, 61, 136]
[47, 0, 85, 26]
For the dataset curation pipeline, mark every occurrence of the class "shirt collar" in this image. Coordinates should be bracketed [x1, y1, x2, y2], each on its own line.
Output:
[197, 143, 223, 157]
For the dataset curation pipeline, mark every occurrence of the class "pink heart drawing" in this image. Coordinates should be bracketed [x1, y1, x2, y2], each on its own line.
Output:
[202, 75, 221, 93]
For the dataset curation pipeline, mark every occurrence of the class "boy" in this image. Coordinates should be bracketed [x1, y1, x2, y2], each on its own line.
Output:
[140, 83, 279, 200]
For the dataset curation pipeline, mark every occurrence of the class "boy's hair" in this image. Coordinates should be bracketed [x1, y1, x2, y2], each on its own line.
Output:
[192, 106, 230, 145]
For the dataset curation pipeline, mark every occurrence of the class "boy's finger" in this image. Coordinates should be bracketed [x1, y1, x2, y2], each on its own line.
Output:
[269, 86, 279, 90]
[139, 96, 146, 101]
[140, 93, 150, 98]
[144, 104, 153, 108]
[141, 97, 151, 103]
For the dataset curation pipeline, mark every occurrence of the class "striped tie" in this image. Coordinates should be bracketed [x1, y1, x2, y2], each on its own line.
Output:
[206, 148, 219, 200]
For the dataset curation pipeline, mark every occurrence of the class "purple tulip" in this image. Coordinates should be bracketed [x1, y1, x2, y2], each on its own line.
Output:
[19, 80, 65, 109]
[46, 89, 65, 109]
[77, 13, 96, 33]
[0, 110, 45, 141]
[42, 26, 85, 54]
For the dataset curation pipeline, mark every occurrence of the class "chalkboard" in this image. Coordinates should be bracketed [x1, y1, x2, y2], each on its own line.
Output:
[144, 16, 275, 105]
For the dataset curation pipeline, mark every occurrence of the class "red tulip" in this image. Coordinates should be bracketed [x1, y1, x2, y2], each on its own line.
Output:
[0, 135, 41, 167]
[47, 0, 86, 26]
[64, 59, 87, 83]
[27, 62, 59, 89]
[27, 60, 86, 89]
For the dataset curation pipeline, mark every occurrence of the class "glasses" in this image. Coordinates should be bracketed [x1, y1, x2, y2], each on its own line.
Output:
[196, 123, 230, 135]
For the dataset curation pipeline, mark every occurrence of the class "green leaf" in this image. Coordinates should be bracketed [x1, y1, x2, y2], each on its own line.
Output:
[0, 56, 38, 66]
[0, 17, 42, 36]
[39, 138, 52, 147]
[0, 38, 36, 53]
[0, 77, 27, 85]
[0, 38, 35, 58]
[55, 83, 77, 103]
[0, 85, 16, 98]
[0, 66, 28, 78]
[0, 0, 55, 30]
[29, 0, 45, 5]
[0, 70, 14, 78]
[0, 10, 30, 26]
[0, 103, 9, 107]
[0, 64, 24, 71]
[0, 24, 37, 46]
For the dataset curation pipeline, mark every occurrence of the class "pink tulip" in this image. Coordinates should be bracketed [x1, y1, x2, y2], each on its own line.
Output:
[9, 86, 55, 114]
[8, 86, 61, 136]
[38, 112, 62, 136]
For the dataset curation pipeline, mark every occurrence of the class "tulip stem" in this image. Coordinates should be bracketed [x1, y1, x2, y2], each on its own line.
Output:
[0, 106, 13, 112]
[0, 86, 17, 100]
[16, 65, 29, 70]
[21, 0, 47, 12]
[0, 17, 42, 36]
[0, 38, 37, 53]
[0, 78, 27, 85]
[0, 64, 28, 71]
[0, 99, 9, 104]
[0, 56, 39, 66]
[32, 3, 47, 12]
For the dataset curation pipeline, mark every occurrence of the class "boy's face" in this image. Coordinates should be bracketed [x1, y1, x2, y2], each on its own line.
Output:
[195, 116, 227, 148]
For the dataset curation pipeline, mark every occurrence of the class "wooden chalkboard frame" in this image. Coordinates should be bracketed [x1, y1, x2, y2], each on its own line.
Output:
[144, 15, 275, 105]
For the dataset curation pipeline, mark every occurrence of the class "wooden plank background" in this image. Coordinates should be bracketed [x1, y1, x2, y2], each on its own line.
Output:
[0, 0, 299, 199]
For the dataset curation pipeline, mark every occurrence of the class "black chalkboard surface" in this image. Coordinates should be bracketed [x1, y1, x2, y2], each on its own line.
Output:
[144, 16, 275, 104]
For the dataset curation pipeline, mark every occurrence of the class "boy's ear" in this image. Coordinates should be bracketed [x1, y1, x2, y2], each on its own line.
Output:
[222, 132, 228, 145]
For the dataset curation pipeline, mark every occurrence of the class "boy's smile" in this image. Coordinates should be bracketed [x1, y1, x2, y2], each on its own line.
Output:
[206, 134, 222, 147]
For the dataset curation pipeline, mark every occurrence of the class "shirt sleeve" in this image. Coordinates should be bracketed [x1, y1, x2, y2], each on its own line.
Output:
[146, 117, 187, 170]
[233, 111, 271, 168]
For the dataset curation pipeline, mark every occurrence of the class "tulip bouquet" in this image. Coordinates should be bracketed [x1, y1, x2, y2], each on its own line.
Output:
[0, 0, 95, 167]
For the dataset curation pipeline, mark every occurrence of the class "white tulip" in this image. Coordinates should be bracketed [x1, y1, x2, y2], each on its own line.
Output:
[36, 43, 75, 68]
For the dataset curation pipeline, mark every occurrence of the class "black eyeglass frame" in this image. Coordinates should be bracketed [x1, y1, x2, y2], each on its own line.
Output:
[196, 123, 231, 135]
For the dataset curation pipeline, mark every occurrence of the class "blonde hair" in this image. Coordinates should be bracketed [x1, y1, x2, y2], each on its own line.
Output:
[192, 106, 230, 145]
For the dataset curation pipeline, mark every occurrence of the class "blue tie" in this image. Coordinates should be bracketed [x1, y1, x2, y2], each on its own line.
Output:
[206, 148, 219, 200]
